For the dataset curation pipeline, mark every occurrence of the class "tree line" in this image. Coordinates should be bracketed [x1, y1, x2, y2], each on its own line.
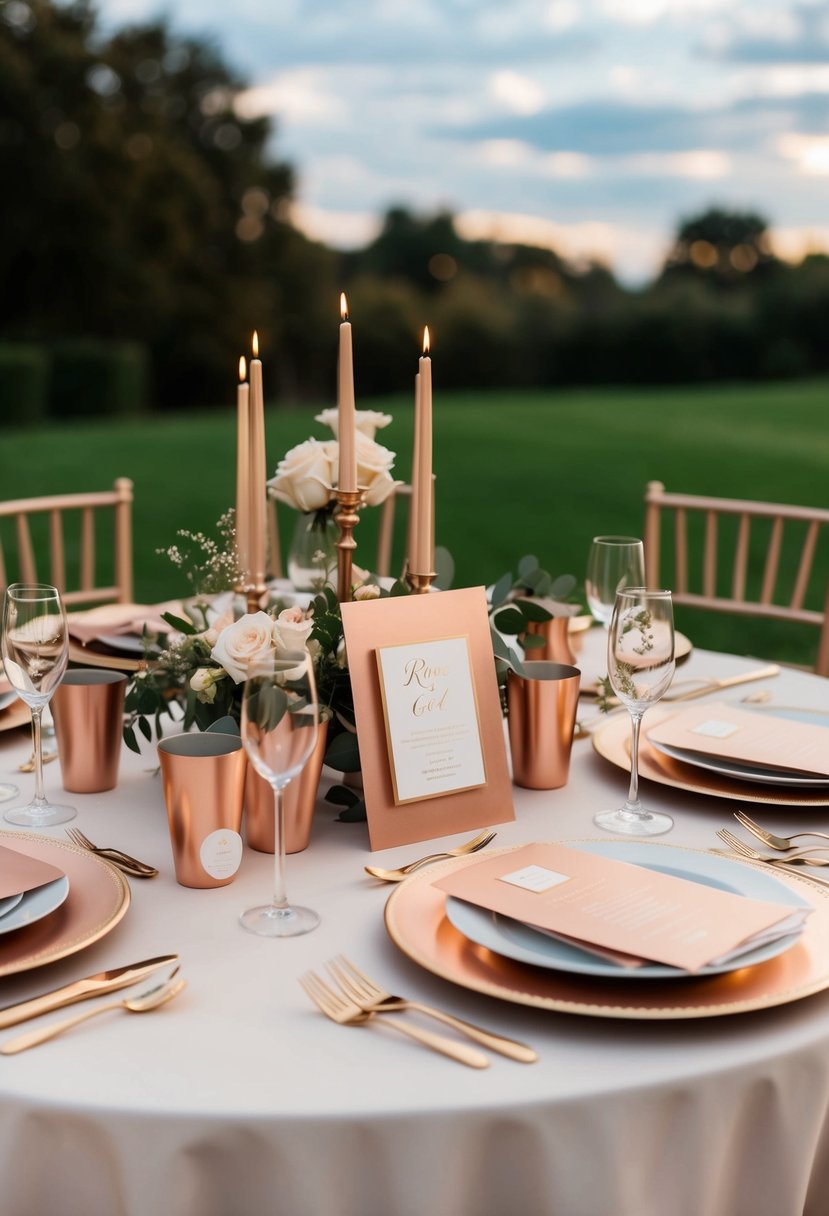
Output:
[1, 0, 827, 419]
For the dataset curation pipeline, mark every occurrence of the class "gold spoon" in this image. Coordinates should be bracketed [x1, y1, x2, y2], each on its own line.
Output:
[0, 974, 186, 1054]
[364, 830, 496, 883]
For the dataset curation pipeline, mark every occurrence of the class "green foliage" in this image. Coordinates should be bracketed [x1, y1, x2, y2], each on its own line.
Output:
[48, 340, 148, 416]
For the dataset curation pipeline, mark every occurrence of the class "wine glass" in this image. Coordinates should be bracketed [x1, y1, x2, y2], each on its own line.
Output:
[593, 588, 675, 836]
[585, 536, 646, 627]
[240, 651, 320, 937]
[1, 583, 75, 826]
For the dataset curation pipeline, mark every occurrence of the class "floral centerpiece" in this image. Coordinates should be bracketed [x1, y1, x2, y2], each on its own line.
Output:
[270, 408, 399, 590]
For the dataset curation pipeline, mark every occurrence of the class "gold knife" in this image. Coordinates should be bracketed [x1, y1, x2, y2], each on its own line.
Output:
[0, 954, 178, 1029]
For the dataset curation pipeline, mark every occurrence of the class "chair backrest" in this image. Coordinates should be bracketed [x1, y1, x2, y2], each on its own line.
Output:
[0, 478, 134, 607]
[644, 481, 829, 676]
[267, 483, 413, 582]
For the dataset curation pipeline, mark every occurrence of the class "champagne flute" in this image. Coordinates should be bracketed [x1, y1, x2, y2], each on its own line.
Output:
[594, 588, 675, 836]
[1, 583, 75, 826]
[240, 652, 320, 937]
[585, 536, 646, 627]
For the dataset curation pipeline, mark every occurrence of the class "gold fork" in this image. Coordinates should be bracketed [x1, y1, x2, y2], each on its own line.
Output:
[364, 829, 496, 883]
[733, 811, 829, 853]
[299, 971, 489, 1068]
[714, 830, 829, 887]
[328, 955, 537, 1063]
[716, 828, 829, 865]
[65, 828, 158, 878]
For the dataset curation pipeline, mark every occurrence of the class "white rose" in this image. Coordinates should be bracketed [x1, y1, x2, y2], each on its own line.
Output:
[190, 666, 226, 704]
[315, 408, 392, 441]
[354, 583, 381, 601]
[271, 606, 314, 655]
[269, 438, 335, 513]
[355, 434, 398, 506]
[211, 612, 275, 683]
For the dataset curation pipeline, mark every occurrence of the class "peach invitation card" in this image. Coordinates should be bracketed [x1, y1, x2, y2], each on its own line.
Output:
[647, 703, 829, 777]
[434, 843, 808, 972]
[341, 587, 514, 850]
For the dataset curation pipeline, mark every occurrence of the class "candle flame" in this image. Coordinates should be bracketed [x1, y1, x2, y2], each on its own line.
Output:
[252, 331, 259, 358]
[422, 326, 430, 355]
[238, 356, 246, 382]
[340, 292, 348, 321]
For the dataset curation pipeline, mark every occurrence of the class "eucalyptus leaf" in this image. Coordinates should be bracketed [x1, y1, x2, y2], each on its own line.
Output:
[518, 554, 540, 581]
[513, 598, 553, 623]
[521, 633, 546, 649]
[324, 784, 359, 807]
[492, 606, 526, 635]
[551, 573, 578, 600]
[490, 571, 514, 608]
[336, 798, 367, 823]
[390, 580, 409, 597]
[433, 546, 455, 590]
[205, 715, 241, 736]
[324, 729, 362, 772]
[160, 612, 198, 636]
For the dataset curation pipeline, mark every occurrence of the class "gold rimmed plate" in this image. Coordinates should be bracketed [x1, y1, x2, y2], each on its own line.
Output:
[0, 831, 130, 977]
[384, 842, 829, 1019]
[592, 705, 829, 809]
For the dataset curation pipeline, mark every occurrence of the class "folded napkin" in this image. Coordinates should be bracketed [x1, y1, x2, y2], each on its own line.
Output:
[0, 844, 66, 900]
[435, 843, 810, 973]
[647, 702, 829, 779]
[67, 602, 182, 646]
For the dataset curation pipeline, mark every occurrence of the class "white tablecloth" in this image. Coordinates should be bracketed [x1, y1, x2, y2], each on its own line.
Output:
[1, 636, 828, 1216]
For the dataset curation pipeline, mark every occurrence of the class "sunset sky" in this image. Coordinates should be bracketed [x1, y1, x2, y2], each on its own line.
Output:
[97, 0, 829, 281]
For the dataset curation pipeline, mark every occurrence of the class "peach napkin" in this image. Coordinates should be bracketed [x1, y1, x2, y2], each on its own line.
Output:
[0, 844, 66, 900]
[67, 602, 182, 646]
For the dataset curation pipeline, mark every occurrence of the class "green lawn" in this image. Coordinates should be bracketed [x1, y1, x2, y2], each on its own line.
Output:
[2, 379, 828, 666]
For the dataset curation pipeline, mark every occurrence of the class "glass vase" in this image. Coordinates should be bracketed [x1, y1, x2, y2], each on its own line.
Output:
[287, 509, 338, 592]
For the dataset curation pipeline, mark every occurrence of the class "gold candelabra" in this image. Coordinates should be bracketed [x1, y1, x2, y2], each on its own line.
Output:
[335, 489, 365, 603]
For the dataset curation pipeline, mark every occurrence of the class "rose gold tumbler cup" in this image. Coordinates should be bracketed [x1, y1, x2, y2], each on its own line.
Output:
[52, 668, 127, 793]
[507, 661, 581, 790]
[158, 732, 247, 889]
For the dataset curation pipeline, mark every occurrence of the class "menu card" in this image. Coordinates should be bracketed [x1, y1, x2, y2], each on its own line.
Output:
[434, 843, 809, 972]
[376, 636, 486, 804]
[647, 703, 829, 778]
[0, 844, 65, 900]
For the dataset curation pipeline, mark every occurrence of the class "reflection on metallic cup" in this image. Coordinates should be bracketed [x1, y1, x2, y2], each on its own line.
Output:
[52, 668, 127, 793]
[507, 662, 581, 790]
[157, 733, 246, 889]
[245, 722, 329, 855]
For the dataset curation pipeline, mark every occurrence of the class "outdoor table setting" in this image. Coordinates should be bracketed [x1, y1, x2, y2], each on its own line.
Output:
[1, 318, 829, 1216]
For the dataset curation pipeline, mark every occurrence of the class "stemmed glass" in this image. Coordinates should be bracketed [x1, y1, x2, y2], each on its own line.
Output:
[240, 651, 320, 937]
[585, 536, 646, 628]
[1, 583, 76, 826]
[593, 588, 675, 837]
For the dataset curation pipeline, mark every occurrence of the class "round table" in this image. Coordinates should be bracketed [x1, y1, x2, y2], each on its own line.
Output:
[0, 635, 828, 1216]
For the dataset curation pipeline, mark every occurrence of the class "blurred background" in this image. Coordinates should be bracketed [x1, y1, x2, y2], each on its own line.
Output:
[1, 0, 827, 660]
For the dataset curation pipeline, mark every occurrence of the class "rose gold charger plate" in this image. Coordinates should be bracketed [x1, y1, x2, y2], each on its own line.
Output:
[384, 843, 829, 1019]
[592, 704, 829, 809]
[0, 831, 130, 977]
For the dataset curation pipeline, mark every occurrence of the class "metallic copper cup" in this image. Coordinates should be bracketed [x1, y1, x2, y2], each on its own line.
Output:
[157, 733, 247, 889]
[507, 661, 581, 790]
[52, 668, 127, 793]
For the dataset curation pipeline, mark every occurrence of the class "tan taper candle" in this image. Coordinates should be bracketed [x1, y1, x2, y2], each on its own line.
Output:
[338, 293, 357, 493]
[236, 356, 251, 581]
[414, 327, 433, 573]
[249, 331, 267, 587]
[407, 369, 421, 573]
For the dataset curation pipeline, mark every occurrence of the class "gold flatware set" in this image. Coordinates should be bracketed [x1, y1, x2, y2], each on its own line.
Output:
[301, 956, 537, 1068]
[0, 955, 184, 1052]
[713, 813, 829, 887]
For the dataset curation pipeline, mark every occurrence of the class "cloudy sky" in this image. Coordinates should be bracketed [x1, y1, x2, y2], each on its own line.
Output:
[98, 0, 829, 281]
